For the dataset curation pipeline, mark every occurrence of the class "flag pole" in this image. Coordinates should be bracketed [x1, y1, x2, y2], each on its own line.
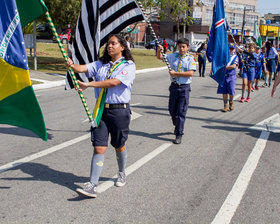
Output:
[44, 12, 93, 123]
[135, 1, 172, 72]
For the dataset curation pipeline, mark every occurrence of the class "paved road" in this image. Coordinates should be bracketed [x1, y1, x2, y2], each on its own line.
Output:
[0, 68, 280, 224]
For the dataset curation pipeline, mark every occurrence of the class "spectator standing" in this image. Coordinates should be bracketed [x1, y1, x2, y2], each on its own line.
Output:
[163, 38, 168, 54]
[125, 36, 131, 50]
[196, 43, 207, 77]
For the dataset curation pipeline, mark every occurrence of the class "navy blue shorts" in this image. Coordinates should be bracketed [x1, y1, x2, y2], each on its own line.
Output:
[242, 67, 255, 81]
[91, 106, 131, 148]
[217, 75, 236, 95]
[267, 59, 276, 73]
[255, 67, 262, 80]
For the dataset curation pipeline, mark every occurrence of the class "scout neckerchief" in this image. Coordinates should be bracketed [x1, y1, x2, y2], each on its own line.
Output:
[227, 54, 238, 67]
[92, 59, 126, 128]
[106, 59, 126, 82]
[173, 53, 189, 83]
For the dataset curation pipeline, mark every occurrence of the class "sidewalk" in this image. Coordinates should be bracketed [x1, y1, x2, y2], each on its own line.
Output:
[30, 67, 168, 90]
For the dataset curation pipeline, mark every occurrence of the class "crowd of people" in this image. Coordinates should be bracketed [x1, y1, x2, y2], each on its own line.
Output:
[195, 40, 280, 112]
[65, 34, 280, 198]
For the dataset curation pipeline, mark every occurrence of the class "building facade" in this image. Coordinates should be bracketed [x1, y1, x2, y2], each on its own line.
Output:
[160, 0, 259, 45]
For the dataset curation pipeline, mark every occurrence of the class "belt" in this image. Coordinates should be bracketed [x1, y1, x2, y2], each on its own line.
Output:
[104, 103, 129, 109]
[172, 82, 188, 86]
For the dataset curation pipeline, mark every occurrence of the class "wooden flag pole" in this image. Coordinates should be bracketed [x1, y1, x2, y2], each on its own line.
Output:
[44, 12, 93, 123]
[135, 1, 172, 72]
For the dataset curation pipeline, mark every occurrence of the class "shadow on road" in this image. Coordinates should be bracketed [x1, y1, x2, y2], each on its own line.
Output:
[0, 127, 53, 140]
[1, 162, 113, 201]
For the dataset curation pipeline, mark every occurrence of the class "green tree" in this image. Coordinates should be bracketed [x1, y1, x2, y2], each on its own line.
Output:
[44, 0, 82, 30]
[158, 0, 193, 40]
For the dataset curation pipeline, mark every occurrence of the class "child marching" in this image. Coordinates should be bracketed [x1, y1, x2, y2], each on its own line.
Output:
[217, 43, 239, 112]
[263, 41, 278, 87]
[240, 43, 257, 102]
[254, 46, 266, 90]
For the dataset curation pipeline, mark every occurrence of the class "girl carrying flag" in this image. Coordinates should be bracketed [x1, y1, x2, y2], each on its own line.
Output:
[66, 34, 135, 198]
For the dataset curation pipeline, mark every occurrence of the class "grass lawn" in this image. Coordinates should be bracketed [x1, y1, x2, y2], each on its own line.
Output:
[27, 43, 166, 75]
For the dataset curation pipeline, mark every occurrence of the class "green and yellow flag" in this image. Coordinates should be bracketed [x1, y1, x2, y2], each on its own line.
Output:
[0, 0, 48, 141]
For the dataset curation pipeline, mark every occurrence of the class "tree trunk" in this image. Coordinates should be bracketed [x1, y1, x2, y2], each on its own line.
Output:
[177, 19, 180, 42]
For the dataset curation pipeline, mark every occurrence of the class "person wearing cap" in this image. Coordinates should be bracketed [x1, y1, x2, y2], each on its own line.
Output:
[157, 38, 196, 144]
[217, 43, 239, 112]
[254, 46, 267, 90]
[66, 34, 135, 198]
[240, 43, 257, 103]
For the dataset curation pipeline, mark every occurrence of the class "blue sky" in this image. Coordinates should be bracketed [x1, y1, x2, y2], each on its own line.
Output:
[257, 0, 280, 16]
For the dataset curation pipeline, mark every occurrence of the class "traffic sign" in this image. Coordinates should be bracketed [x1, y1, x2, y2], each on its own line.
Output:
[127, 27, 139, 33]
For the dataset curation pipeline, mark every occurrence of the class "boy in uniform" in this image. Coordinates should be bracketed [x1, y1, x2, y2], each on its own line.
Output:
[157, 38, 196, 144]
[217, 43, 239, 112]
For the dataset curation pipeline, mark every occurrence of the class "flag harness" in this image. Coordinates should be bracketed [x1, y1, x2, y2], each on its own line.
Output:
[91, 59, 126, 128]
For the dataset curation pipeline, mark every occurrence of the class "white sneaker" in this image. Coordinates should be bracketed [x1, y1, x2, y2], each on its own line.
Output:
[115, 171, 126, 187]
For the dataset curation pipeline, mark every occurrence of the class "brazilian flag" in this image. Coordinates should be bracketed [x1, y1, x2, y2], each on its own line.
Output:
[0, 0, 48, 141]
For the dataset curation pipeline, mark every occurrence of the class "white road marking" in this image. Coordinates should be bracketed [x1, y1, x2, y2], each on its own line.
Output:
[130, 103, 142, 106]
[0, 109, 142, 174]
[0, 133, 90, 174]
[97, 143, 172, 193]
[82, 110, 142, 123]
[233, 94, 241, 101]
[250, 113, 280, 133]
[211, 130, 270, 224]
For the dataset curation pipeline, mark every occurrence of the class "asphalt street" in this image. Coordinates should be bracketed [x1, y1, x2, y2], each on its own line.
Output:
[0, 67, 280, 224]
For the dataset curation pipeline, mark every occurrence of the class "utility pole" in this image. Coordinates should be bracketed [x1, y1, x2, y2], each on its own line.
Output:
[241, 7, 246, 44]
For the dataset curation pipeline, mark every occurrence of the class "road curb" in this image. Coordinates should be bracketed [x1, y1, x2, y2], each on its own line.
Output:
[32, 67, 168, 90]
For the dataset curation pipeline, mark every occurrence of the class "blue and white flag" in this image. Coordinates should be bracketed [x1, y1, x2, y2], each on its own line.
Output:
[206, 0, 230, 86]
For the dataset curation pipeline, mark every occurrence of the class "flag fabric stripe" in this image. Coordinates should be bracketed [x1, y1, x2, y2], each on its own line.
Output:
[65, 0, 144, 89]
[16, 0, 48, 28]
[101, 15, 144, 47]
[99, 0, 119, 14]
[0, 58, 31, 101]
[0, 86, 48, 140]
[100, 2, 139, 30]
[0, 0, 48, 141]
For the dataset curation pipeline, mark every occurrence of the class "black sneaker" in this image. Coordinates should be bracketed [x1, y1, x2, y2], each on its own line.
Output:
[115, 171, 126, 187]
[173, 137, 182, 144]
[76, 182, 97, 198]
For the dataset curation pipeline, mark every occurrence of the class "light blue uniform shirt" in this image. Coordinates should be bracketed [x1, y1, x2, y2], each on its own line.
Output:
[265, 47, 278, 59]
[86, 57, 136, 104]
[166, 52, 196, 84]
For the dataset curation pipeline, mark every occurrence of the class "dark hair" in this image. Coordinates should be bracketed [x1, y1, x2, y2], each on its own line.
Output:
[265, 41, 272, 53]
[198, 43, 206, 52]
[99, 34, 134, 64]
[177, 38, 189, 46]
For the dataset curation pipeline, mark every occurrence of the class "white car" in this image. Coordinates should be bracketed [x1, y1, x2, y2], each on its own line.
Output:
[190, 41, 203, 52]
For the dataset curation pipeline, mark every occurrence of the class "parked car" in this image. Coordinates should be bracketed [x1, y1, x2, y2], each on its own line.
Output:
[190, 41, 203, 52]
[53, 29, 71, 44]
[145, 38, 175, 52]
[37, 23, 53, 39]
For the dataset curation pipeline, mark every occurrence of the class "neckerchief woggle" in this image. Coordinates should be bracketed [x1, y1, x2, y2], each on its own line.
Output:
[173, 53, 189, 83]
[92, 59, 126, 128]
